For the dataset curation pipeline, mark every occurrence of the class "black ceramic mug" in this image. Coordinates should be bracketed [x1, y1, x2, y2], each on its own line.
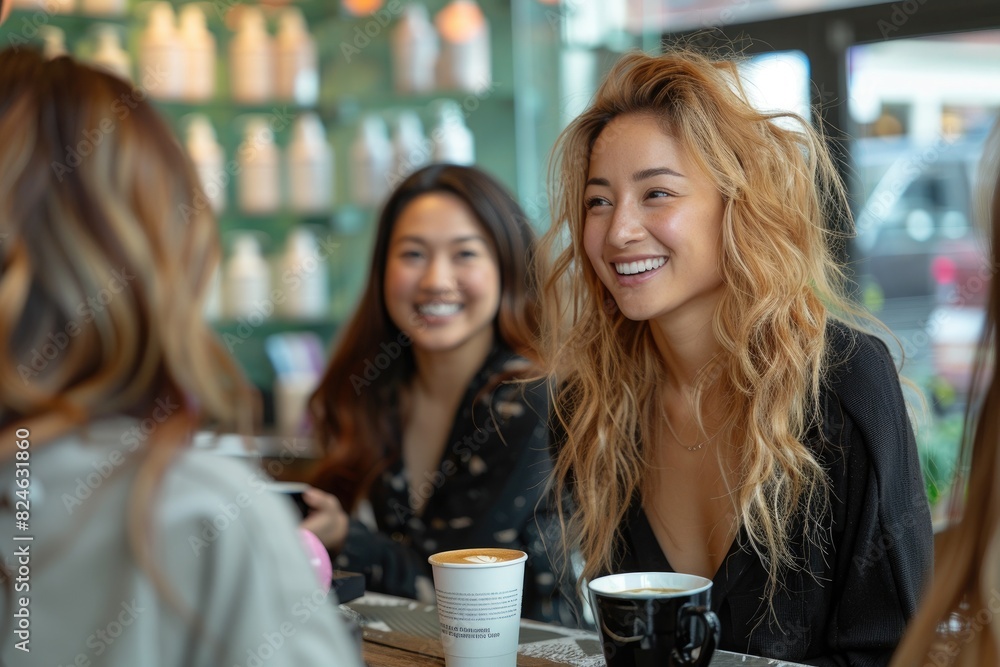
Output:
[588, 572, 720, 667]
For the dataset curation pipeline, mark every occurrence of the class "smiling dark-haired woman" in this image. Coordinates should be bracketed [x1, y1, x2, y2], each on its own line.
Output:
[301, 164, 565, 623]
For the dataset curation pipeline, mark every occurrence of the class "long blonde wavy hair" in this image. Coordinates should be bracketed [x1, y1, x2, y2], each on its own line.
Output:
[890, 121, 1000, 667]
[539, 49, 870, 602]
[0, 50, 253, 589]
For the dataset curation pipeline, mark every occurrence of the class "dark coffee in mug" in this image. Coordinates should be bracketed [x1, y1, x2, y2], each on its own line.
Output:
[589, 572, 720, 667]
[619, 587, 684, 595]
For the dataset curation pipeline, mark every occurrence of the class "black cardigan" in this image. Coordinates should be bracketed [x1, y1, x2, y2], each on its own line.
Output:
[609, 323, 934, 665]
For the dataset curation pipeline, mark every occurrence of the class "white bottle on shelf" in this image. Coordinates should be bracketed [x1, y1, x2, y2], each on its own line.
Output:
[179, 4, 216, 102]
[229, 5, 273, 104]
[435, 0, 491, 93]
[90, 25, 131, 81]
[287, 112, 333, 214]
[44, 0, 75, 14]
[350, 115, 393, 208]
[391, 4, 438, 94]
[12, 0, 72, 8]
[224, 233, 271, 320]
[80, 0, 125, 17]
[139, 3, 185, 99]
[185, 114, 227, 215]
[431, 101, 475, 165]
[39, 26, 68, 60]
[279, 227, 329, 320]
[392, 111, 429, 184]
[274, 7, 319, 106]
[237, 117, 281, 214]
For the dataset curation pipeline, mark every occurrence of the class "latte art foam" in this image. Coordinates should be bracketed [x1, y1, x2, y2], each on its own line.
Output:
[429, 547, 526, 566]
[463, 555, 502, 563]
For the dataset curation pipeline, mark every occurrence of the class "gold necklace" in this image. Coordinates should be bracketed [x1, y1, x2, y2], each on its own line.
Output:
[662, 409, 718, 452]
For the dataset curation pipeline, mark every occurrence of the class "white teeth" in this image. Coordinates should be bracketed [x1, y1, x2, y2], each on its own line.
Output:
[418, 302, 461, 317]
[614, 257, 667, 275]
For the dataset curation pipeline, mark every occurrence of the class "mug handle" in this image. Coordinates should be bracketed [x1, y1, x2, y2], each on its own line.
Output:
[671, 604, 721, 666]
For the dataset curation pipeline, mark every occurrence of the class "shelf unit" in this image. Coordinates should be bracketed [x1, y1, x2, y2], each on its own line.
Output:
[0, 0, 665, 403]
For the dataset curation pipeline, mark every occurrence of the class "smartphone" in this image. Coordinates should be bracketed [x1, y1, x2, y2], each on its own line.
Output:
[268, 481, 311, 519]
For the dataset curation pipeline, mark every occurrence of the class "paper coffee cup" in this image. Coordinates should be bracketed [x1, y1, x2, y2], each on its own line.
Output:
[428, 548, 527, 667]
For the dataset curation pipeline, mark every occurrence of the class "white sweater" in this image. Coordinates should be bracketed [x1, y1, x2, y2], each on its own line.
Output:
[0, 418, 363, 667]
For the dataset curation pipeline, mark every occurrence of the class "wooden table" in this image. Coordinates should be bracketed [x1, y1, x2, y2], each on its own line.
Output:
[343, 593, 808, 667]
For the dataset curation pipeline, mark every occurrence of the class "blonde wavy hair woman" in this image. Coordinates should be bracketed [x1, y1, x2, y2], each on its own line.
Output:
[891, 121, 1000, 667]
[0, 49, 360, 666]
[540, 49, 933, 664]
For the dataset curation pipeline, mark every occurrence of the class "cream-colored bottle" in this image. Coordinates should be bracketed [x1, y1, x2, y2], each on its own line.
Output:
[229, 5, 273, 104]
[80, 0, 125, 16]
[287, 113, 333, 214]
[431, 101, 474, 165]
[225, 233, 271, 320]
[435, 0, 491, 93]
[392, 110, 429, 184]
[139, 2, 185, 99]
[185, 114, 227, 215]
[279, 227, 329, 320]
[39, 26, 68, 60]
[391, 3, 438, 94]
[90, 25, 131, 81]
[274, 7, 318, 106]
[179, 4, 216, 102]
[237, 117, 281, 214]
[350, 115, 392, 208]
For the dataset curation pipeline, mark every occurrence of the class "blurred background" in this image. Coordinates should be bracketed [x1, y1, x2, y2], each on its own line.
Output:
[2, 0, 997, 517]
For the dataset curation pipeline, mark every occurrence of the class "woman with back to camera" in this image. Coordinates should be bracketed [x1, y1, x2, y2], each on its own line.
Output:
[538, 48, 933, 664]
[301, 164, 563, 622]
[891, 121, 1000, 666]
[0, 48, 361, 666]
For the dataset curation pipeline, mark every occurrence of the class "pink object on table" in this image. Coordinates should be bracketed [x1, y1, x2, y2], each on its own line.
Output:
[299, 528, 333, 591]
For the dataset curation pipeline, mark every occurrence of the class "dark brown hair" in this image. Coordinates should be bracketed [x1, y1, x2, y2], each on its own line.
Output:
[308, 164, 539, 509]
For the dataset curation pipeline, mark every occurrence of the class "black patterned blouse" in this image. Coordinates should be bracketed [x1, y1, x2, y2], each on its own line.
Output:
[332, 344, 562, 623]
